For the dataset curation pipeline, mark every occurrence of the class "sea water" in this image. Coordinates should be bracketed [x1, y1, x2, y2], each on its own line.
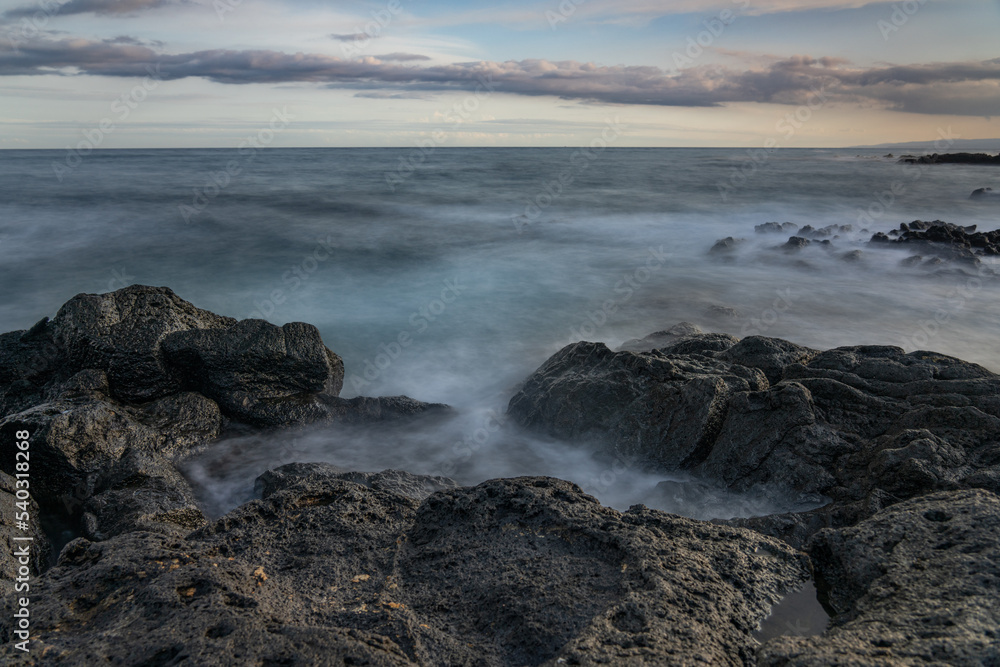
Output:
[2, 147, 998, 518]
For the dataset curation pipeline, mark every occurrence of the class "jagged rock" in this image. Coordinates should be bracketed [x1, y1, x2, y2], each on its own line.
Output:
[0, 472, 50, 599]
[699, 346, 1000, 500]
[784, 236, 811, 250]
[82, 447, 210, 540]
[0, 286, 352, 430]
[0, 476, 811, 666]
[0, 287, 444, 558]
[45, 285, 235, 403]
[161, 319, 345, 426]
[0, 389, 223, 519]
[512, 331, 1000, 544]
[759, 490, 1000, 666]
[507, 340, 766, 468]
[717, 336, 818, 385]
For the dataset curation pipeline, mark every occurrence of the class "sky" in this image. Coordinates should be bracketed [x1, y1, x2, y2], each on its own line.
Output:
[0, 0, 999, 147]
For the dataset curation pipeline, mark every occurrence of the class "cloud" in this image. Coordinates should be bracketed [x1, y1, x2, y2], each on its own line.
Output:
[103, 35, 164, 47]
[4, 0, 182, 18]
[329, 33, 374, 43]
[411, 0, 902, 30]
[354, 91, 433, 100]
[2, 37, 999, 116]
[373, 53, 432, 62]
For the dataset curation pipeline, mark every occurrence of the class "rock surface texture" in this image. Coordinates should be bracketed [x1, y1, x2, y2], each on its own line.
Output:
[510, 328, 1000, 664]
[759, 489, 1000, 666]
[0, 474, 811, 666]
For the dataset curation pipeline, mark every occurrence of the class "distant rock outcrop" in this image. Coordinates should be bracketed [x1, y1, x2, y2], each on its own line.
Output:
[898, 152, 1000, 165]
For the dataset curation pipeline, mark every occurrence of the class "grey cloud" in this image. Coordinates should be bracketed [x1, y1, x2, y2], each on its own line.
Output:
[354, 91, 434, 99]
[373, 53, 432, 62]
[4, 0, 180, 18]
[329, 33, 373, 42]
[2, 37, 999, 115]
[104, 35, 164, 47]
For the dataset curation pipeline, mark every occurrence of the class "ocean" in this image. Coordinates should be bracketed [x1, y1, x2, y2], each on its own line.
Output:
[2, 146, 998, 519]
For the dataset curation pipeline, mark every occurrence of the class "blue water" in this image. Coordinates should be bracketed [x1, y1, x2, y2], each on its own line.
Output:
[2, 147, 999, 517]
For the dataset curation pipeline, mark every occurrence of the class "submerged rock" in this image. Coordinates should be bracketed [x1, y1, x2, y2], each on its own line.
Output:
[709, 236, 746, 254]
[970, 186, 999, 199]
[755, 222, 799, 234]
[0, 475, 810, 666]
[872, 220, 1000, 262]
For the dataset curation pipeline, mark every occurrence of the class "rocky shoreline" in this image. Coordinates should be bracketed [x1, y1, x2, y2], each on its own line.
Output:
[710, 219, 1000, 278]
[2, 286, 999, 665]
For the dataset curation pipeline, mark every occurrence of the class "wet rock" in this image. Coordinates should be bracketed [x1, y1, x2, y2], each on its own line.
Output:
[0, 390, 223, 520]
[784, 236, 811, 250]
[0, 286, 443, 560]
[759, 489, 1000, 666]
[970, 186, 998, 199]
[709, 236, 745, 254]
[655, 332, 740, 356]
[48, 285, 236, 403]
[756, 222, 799, 234]
[512, 331, 1000, 543]
[82, 447, 210, 540]
[839, 249, 864, 262]
[798, 225, 826, 238]
[507, 340, 766, 468]
[871, 220, 1000, 263]
[716, 335, 817, 385]
[161, 319, 345, 427]
[0, 476, 811, 666]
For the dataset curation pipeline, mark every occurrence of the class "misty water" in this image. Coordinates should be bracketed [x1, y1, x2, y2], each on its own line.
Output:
[2, 147, 999, 520]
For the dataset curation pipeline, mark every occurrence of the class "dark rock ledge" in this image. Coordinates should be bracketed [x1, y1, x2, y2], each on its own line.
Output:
[1, 286, 998, 665]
